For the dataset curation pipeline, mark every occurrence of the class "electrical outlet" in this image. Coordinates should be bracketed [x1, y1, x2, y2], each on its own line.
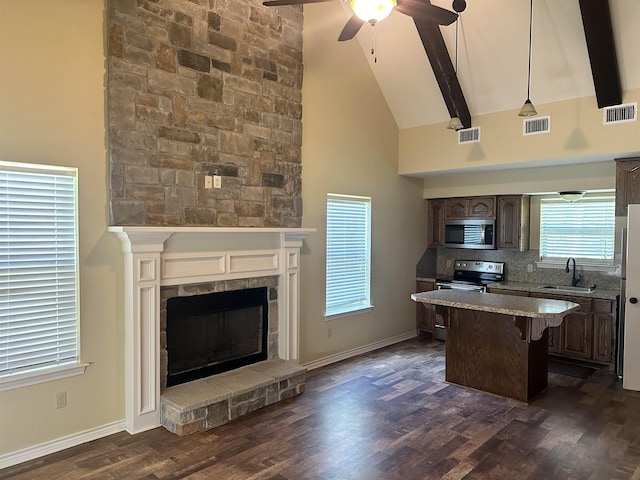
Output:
[204, 175, 213, 189]
[213, 175, 222, 189]
[56, 391, 67, 409]
[527, 264, 534, 273]
[446, 260, 452, 268]
[327, 328, 332, 339]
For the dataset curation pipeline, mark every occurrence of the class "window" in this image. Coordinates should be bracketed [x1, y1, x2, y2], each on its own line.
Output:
[0, 161, 85, 390]
[325, 194, 372, 317]
[539, 195, 615, 265]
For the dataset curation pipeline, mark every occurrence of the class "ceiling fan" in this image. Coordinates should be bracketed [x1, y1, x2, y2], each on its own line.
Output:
[262, 0, 460, 42]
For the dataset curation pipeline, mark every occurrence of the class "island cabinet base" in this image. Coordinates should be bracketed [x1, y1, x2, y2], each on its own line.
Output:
[440, 307, 549, 402]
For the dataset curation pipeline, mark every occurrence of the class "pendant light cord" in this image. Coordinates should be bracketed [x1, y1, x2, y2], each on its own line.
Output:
[454, 15, 459, 74]
[526, 0, 533, 99]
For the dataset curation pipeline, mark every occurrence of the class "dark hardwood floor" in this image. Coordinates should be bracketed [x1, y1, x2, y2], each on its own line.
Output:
[3, 338, 640, 479]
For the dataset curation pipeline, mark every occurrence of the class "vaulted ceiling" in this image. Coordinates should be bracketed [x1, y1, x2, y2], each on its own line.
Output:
[319, 0, 640, 130]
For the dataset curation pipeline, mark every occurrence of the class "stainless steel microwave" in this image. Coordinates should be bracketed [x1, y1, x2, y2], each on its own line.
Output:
[444, 219, 496, 249]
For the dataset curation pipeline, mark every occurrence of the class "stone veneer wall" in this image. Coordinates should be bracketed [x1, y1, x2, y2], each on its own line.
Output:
[160, 275, 279, 390]
[108, 0, 303, 226]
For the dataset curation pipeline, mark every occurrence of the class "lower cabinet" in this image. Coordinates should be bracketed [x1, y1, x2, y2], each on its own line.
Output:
[416, 280, 436, 336]
[488, 287, 615, 365]
[561, 312, 593, 360]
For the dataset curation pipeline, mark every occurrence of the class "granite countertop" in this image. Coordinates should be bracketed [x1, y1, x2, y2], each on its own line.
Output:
[411, 289, 580, 320]
[487, 281, 619, 300]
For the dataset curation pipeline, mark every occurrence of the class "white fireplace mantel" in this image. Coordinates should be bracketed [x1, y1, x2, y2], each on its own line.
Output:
[109, 226, 314, 434]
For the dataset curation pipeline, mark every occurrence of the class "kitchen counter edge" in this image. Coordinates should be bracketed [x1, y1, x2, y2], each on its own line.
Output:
[487, 281, 619, 300]
[412, 290, 580, 320]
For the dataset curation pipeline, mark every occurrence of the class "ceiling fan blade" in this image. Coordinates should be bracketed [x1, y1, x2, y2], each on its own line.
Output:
[396, 0, 458, 26]
[263, 0, 333, 6]
[338, 15, 365, 42]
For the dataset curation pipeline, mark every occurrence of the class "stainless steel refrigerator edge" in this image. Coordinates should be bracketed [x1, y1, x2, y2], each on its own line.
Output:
[616, 227, 626, 377]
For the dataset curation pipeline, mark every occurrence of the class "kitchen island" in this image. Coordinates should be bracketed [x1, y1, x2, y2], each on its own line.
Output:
[411, 290, 580, 402]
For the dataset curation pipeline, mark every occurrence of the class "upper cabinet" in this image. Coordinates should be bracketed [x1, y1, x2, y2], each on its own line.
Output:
[497, 195, 530, 251]
[427, 195, 530, 250]
[427, 199, 445, 248]
[445, 196, 496, 219]
[616, 157, 640, 216]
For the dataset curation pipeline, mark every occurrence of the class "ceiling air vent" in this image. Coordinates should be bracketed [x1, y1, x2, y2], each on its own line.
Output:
[603, 102, 637, 125]
[523, 115, 551, 136]
[457, 126, 480, 144]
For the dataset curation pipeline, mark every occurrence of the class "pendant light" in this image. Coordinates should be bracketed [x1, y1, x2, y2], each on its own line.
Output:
[519, 0, 537, 117]
[447, 7, 463, 130]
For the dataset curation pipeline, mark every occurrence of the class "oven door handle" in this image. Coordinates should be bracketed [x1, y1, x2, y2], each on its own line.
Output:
[436, 283, 485, 292]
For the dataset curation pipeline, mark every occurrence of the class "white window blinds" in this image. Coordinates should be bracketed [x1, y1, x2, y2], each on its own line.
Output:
[0, 162, 79, 378]
[539, 196, 615, 263]
[326, 194, 371, 317]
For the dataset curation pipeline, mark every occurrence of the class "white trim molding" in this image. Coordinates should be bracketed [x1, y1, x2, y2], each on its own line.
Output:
[108, 226, 314, 435]
[302, 332, 417, 371]
[0, 420, 126, 470]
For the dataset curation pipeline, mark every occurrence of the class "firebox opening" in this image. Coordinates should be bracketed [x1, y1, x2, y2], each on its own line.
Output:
[166, 287, 269, 387]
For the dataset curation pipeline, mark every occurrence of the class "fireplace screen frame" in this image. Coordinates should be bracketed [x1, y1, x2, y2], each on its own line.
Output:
[166, 286, 269, 387]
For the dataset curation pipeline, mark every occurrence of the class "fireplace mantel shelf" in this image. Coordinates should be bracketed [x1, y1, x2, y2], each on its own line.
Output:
[109, 225, 314, 435]
[109, 226, 315, 233]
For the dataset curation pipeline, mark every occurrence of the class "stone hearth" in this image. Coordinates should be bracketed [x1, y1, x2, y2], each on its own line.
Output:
[161, 359, 305, 435]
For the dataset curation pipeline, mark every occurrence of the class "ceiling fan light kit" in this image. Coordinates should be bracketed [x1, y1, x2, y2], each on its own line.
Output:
[350, 0, 397, 24]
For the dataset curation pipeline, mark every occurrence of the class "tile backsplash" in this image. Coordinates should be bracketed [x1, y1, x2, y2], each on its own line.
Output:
[417, 248, 621, 290]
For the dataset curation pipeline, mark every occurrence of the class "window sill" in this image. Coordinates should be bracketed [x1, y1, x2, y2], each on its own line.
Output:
[325, 305, 374, 321]
[535, 260, 619, 274]
[0, 362, 89, 392]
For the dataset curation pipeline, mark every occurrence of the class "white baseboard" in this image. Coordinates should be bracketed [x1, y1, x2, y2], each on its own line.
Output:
[303, 332, 417, 371]
[0, 419, 126, 470]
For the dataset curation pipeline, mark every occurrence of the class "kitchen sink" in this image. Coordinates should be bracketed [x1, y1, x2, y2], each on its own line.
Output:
[536, 285, 596, 294]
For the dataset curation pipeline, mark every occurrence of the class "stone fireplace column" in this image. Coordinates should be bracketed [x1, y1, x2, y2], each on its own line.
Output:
[109, 227, 313, 434]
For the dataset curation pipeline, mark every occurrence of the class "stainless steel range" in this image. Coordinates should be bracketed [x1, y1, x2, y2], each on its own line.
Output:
[433, 260, 505, 340]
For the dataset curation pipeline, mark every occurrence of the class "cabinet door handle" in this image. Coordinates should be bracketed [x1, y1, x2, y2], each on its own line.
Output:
[630, 297, 638, 304]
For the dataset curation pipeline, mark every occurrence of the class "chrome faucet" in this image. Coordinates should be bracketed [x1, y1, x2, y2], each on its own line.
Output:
[565, 257, 582, 287]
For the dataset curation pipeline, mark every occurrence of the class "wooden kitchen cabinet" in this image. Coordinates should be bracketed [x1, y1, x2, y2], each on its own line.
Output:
[427, 199, 445, 248]
[496, 195, 530, 251]
[561, 312, 593, 360]
[493, 287, 615, 364]
[416, 280, 436, 336]
[445, 196, 496, 219]
[592, 299, 615, 363]
[615, 157, 640, 216]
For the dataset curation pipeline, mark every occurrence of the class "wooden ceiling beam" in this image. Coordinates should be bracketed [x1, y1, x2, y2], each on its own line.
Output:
[578, 0, 621, 108]
[414, 19, 471, 129]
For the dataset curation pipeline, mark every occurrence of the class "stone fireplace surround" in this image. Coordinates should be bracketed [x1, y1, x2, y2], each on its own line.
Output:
[109, 226, 314, 434]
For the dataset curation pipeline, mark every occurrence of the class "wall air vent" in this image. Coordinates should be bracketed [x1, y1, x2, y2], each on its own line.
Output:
[523, 115, 551, 136]
[457, 126, 480, 144]
[603, 102, 637, 125]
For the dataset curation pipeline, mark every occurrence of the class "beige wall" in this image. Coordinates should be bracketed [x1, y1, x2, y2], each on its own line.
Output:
[399, 90, 640, 179]
[300, 3, 427, 364]
[421, 160, 616, 199]
[0, 1, 124, 456]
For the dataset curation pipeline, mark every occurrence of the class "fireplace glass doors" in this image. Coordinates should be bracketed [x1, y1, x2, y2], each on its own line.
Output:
[166, 287, 269, 387]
